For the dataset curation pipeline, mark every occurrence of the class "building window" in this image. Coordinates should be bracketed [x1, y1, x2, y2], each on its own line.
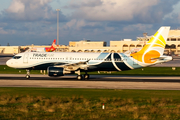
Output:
[130, 45, 135, 47]
[165, 45, 170, 49]
[171, 44, 176, 49]
[136, 45, 142, 47]
[123, 45, 128, 47]
[171, 38, 176, 41]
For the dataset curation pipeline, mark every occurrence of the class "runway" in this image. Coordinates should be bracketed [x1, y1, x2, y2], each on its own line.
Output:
[0, 74, 180, 90]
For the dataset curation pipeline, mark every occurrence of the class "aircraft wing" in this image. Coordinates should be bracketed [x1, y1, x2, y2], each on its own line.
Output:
[54, 60, 90, 71]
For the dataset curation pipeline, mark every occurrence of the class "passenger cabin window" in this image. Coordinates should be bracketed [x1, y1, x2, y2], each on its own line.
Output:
[13, 56, 22, 59]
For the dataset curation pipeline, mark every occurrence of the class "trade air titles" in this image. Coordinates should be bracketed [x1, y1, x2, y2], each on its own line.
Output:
[33, 53, 54, 57]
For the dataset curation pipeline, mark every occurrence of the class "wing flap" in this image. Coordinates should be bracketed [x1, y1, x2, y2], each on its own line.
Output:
[54, 60, 89, 71]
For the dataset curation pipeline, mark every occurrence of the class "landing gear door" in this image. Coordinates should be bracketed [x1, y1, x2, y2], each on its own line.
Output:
[23, 53, 29, 63]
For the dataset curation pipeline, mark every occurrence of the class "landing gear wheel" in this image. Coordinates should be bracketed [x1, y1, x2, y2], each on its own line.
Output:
[77, 75, 83, 80]
[26, 75, 30, 79]
[84, 74, 89, 80]
[25, 69, 30, 79]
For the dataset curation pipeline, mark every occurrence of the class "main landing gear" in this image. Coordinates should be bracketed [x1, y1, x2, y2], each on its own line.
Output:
[77, 75, 83, 80]
[25, 69, 89, 80]
[76, 70, 89, 80]
[84, 74, 89, 79]
[25, 69, 30, 79]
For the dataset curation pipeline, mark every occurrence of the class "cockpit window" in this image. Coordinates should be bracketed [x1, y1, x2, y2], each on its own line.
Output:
[13, 56, 22, 59]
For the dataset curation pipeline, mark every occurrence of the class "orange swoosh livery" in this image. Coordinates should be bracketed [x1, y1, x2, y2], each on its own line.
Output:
[131, 27, 170, 64]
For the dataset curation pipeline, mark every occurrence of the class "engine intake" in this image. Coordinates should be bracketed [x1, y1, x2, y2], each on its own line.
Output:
[47, 67, 64, 77]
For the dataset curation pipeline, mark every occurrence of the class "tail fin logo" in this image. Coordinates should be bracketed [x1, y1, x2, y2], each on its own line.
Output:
[52, 39, 56, 48]
[45, 39, 57, 52]
[131, 27, 170, 64]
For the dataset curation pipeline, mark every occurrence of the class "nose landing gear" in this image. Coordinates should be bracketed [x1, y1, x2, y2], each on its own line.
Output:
[25, 69, 30, 79]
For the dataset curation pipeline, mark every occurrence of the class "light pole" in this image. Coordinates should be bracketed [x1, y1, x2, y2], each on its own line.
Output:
[56, 9, 60, 46]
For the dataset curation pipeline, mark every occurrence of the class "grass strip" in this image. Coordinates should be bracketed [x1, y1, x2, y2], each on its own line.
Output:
[0, 88, 180, 119]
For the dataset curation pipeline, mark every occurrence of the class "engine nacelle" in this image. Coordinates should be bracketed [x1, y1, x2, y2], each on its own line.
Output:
[47, 67, 64, 77]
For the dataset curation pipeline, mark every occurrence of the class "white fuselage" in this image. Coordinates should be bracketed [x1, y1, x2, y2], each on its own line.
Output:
[6, 52, 172, 72]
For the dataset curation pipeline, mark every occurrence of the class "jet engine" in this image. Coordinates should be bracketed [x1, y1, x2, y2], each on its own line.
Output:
[47, 67, 64, 77]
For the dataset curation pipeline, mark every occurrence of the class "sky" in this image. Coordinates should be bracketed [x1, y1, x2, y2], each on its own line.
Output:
[0, 0, 180, 46]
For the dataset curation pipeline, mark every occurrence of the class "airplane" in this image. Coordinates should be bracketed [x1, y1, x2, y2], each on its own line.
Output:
[6, 26, 172, 80]
[26, 39, 56, 52]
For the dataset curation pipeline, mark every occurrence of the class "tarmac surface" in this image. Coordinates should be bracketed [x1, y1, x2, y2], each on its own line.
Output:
[0, 56, 12, 65]
[0, 74, 180, 90]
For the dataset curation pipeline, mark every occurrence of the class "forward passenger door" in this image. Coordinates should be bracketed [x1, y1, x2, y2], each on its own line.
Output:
[23, 53, 29, 63]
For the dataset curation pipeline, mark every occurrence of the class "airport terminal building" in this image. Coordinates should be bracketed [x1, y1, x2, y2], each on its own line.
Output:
[1, 30, 180, 55]
[69, 30, 180, 55]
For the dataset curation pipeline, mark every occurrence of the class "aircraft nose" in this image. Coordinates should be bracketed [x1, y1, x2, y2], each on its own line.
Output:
[6, 59, 13, 67]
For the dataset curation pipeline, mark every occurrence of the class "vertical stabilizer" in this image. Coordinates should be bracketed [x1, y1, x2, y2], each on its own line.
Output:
[131, 26, 170, 64]
[51, 39, 56, 47]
